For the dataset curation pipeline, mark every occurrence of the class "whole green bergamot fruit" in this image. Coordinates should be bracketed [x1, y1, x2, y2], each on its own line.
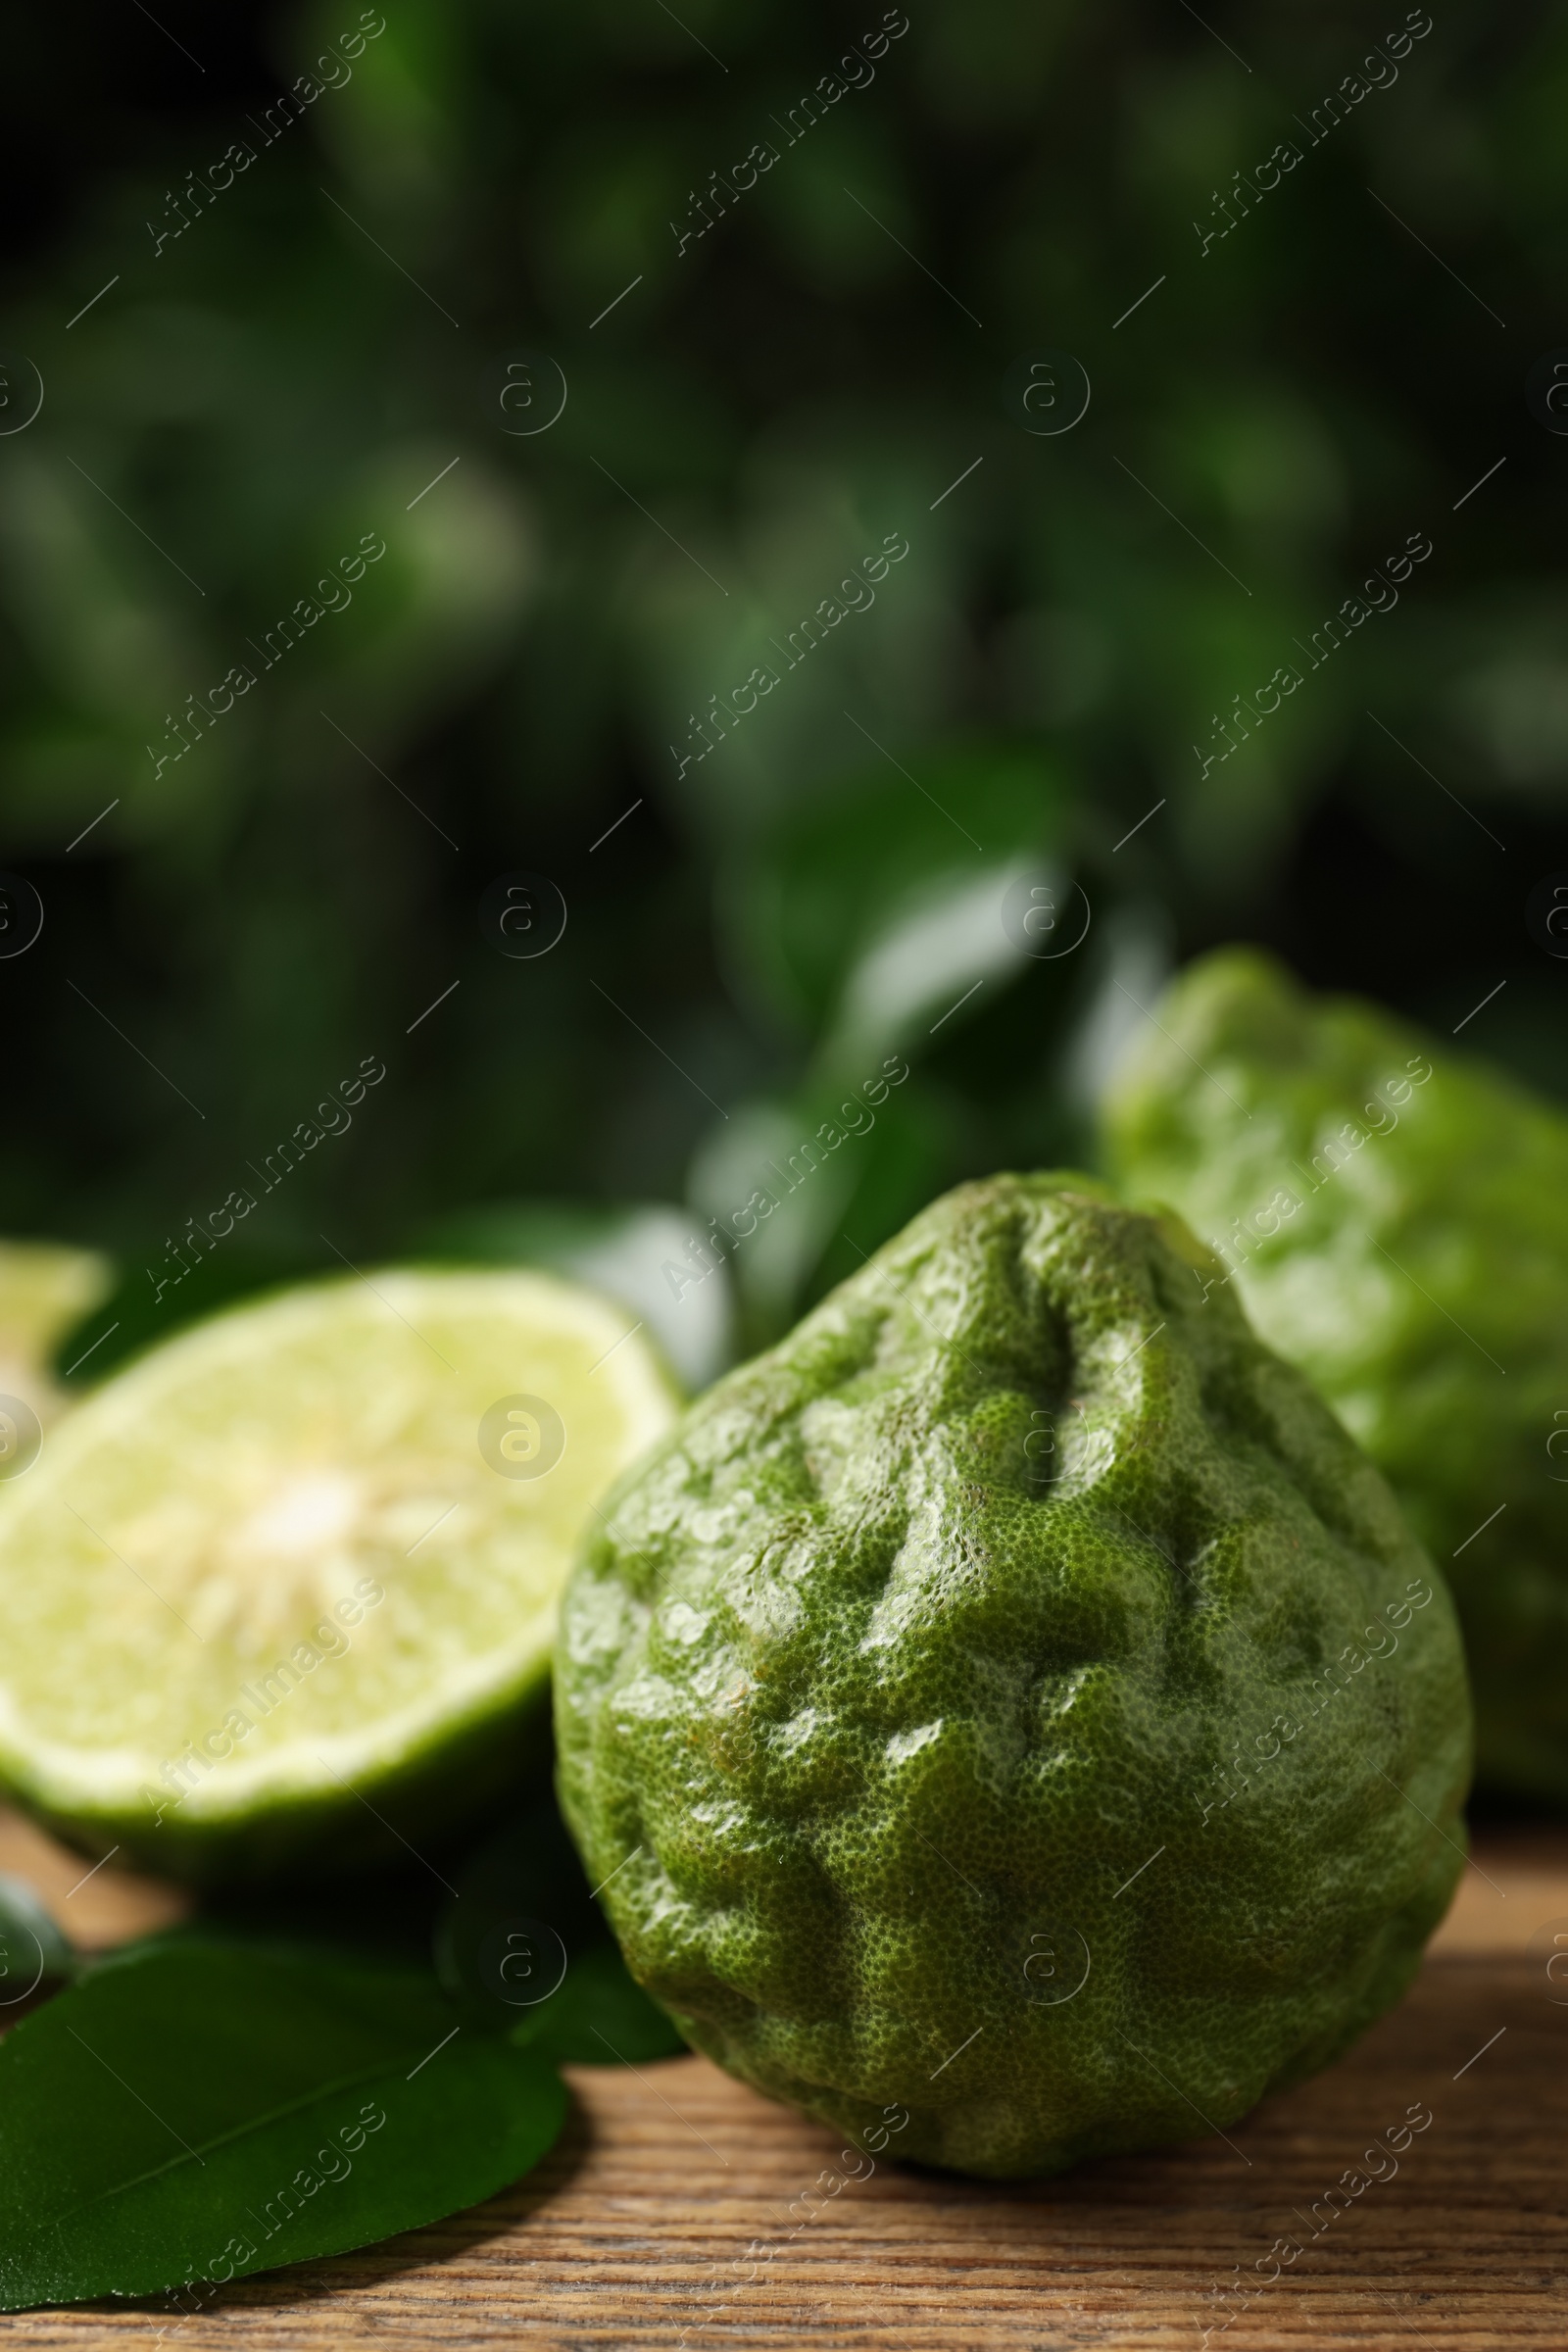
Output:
[556, 1174, 1471, 2178]
[1101, 947, 1568, 1806]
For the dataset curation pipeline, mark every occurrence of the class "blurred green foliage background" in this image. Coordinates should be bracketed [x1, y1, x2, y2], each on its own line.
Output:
[2, 0, 1565, 1372]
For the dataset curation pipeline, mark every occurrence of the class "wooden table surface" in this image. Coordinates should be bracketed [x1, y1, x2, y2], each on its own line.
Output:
[2, 1808, 1564, 2352]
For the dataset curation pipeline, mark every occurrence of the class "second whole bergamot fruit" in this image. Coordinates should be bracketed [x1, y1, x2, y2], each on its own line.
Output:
[1100, 945, 1568, 1806]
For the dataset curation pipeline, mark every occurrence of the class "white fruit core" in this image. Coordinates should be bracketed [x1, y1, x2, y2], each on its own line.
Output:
[232, 1471, 363, 1563]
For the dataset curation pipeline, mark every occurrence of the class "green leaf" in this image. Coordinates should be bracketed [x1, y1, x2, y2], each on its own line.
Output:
[718, 743, 1073, 1055]
[0, 1941, 566, 2312]
[512, 1939, 686, 2065]
[434, 1798, 687, 2064]
[411, 1198, 731, 1390]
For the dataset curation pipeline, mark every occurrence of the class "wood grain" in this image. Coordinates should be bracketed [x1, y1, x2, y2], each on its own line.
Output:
[4, 1813, 1565, 2351]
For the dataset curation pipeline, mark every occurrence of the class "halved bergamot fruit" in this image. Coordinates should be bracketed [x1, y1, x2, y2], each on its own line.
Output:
[0, 1240, 114, 1447]
[0, 1268, 678, 1882]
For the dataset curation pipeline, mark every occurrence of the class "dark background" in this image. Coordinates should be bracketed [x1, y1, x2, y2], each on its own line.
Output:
[2, 0, 1564, 1367]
